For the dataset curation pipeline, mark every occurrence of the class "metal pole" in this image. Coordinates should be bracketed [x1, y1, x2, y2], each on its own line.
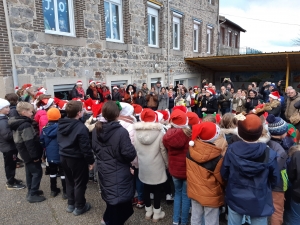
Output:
[286, 54, 290, 88]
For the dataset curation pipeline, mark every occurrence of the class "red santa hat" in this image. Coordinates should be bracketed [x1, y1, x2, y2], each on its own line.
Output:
[38, 86, 47, 94]
[204, 85, 209, 89]
[76, 80, 83, 85]
[215, 113, 222, 124]
[34, 91, 44, 99]
[57, 100, 68, 110]
[193, 86, 199, 90]
[96, 81, 101, 85]
[156, 110, 170, 121]
[22, 83, 32, 90]
[155, 111, 163, 122]
[173, 106, 188, 113]
[206, 88, 216, 95]
[89, 80, 95, 85]
[140, 108, 156, 122]
[187, 112, 200, 126]
[113, 86, 119, 90]
[269, 91, 280, 100]
[84, 98, 94, 112]
[92, 103, 103, 119]
[40, 98, 54, 110]
[72, 98, 85, 102]
[169, 109, 189, 128]
[132, 104, 143, 116]
[189, 122, 220, 146]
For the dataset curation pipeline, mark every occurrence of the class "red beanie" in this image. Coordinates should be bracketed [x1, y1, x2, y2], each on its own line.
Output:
[187, 112, 200, 126]
[140, 108, 156, 122]
[173, 106, 188, 113]
[189, 122, 220, 146]
[169, 109, 188, 128]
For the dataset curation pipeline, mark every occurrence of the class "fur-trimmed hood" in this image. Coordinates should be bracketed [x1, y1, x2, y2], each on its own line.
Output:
[134, 122, 164, 145]
[221, 128, 238, 136]
[126, 84, 136, 94]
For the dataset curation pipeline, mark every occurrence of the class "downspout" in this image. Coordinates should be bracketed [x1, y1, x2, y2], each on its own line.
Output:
[167, 0, 170, 86]
[216, 1, 220, 56]
[3, 0, 18, 88]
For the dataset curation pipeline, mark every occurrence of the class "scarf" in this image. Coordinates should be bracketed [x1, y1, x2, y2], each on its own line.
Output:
[77, 87, 85, 98]
[90, 86, 98, 99]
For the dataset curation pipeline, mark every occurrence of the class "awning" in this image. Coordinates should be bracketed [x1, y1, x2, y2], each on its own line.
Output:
[185, 52, 300, 72]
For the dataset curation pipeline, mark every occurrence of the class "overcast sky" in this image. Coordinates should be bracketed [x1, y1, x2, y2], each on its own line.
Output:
[219, 0, 300, 53]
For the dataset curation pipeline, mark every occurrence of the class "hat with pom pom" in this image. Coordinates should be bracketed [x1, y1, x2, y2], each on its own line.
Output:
[173, 105, 188, 113]
[132, 104, 143, 116]
[140, 108, 156, 122]
[169, 109, 189, 128]
[187, 112, 200, 126]
[189, 122, 220, 146]
[238, 114, 263, 142]
[156, 110, 170, 121]
[266, 114, 288, 136]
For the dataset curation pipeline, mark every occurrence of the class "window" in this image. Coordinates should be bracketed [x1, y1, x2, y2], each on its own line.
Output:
[235, 33, 239, 48]
[173, 14, 181, 50]
[206, 27, 212, 54]
[193, 22, 200, 52]
[43, 0, 75, 36]
[147, 3, 160, 47]
[228, 30, 232, 47]
[53, 84, 75, 100]
[104, 0, 123, 42]
[221, 27, 225, 45]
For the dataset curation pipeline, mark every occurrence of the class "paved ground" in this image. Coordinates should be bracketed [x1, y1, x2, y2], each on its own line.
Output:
[0, 157, 227, 225]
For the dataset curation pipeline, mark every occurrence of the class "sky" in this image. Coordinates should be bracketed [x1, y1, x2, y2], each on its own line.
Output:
[219, 0, 300, 53]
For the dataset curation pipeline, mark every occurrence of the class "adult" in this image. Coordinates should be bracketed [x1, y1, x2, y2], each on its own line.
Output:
[245, 90, 260, 113]
[252, 82, 260, 93]
[86, 81, 98, 100]
[124, 85, 137, 105]
[168, 83, 174, 90]
[71, 80, 85, 99]
[264, 91, 281, 117]
[146, 87, 158, 110]
[119, 84, 126, 101]
[153, 81, 162, 95]
[218, 86, 232, 115]
[260, 82, 275, 103]
[199, 88, 218, 117]
[285, 89, 300, 122]
[157, 87, 169, 110]
[102, 85, 111, 102]
[92, 101, 136, 225]
[190, 87, 197, 113]
[135, 91, 146, 108]
[140, 83, 149, 97]
[221, 78, 234, 90]
[233, 89, 247, 113]
[168, 89, 175, 112]
[175, 87, 191, 112]
[112, 86, 121, 102]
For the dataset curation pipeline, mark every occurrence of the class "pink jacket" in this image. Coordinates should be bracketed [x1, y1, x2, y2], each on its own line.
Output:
[34, 110, 48, 134]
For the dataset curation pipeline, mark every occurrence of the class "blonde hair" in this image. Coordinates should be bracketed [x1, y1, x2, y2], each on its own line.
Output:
[219, 113, 237, 129]
[16, 102, 33, 114]
[202, 114, 216, 123]
[288, 145, 300, 157]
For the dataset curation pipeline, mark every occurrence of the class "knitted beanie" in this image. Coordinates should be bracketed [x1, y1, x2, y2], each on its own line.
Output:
[0, 98, 10, 110]
[189, 122, 220, 146]
[266, 114, 288, 136]
[47, 108, 61, 121]
[237, 114, 263, 142]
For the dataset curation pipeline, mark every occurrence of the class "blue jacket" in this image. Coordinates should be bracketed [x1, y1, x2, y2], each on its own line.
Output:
[221, 141, 280, 217]
[92, 121, 136, 205]
[41, 122, 60, 164]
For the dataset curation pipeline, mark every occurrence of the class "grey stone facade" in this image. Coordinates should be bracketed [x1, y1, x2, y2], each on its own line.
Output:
[1, 0, 219, 96]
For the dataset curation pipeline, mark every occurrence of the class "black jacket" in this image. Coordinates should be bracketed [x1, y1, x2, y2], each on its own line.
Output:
[57, 118, 94, 165]
[70, 87, 83, 99]
[0, 116, 17, 153]
[92, 121, 136, 205]
[86, 87, 98, 100]
[288, 151, 300, 203]
[135, 96, 146, 107]
[218, 91, 232, 109]
[199, 96, 218, 117]
[8, 116, 43, 163]
[112, 91, 121, 102]
[8, 106, 19, 118]
[245, 97, 259, 113]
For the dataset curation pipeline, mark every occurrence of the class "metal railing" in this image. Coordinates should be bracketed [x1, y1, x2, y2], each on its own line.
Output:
[218, 46, 262, 56]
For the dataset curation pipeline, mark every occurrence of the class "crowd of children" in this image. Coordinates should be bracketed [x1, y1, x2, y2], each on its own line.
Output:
[0, 81, 300, 225]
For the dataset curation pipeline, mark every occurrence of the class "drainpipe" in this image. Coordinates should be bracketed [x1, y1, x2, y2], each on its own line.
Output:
[167, 0, 170, 86]
[3, 0, 18, 88]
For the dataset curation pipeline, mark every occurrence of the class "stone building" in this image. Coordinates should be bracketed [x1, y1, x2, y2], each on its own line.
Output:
[0, 0, 220, 97]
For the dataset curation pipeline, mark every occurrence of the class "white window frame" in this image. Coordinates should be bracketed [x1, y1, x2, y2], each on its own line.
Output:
[206, 26, 212, 54]
[44, 0, 76, 37]
[173, 13, 182, 50]
[105, 0, 124, 43]
[147, 2, 160, 48]
[234, 33, 238, 48]
[207, 0, 212, 4]
[193, 20, 200, 52]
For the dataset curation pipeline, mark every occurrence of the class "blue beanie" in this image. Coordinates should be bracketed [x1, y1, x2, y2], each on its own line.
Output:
[266, 114, 288, 136]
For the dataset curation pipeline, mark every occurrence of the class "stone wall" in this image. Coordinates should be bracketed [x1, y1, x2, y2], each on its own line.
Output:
[2, 0, 219, 94]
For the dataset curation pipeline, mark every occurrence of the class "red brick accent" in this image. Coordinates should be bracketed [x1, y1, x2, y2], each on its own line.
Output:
[123, 0, 132, 44]
[0, 0, 12, 77]
[33, 0, 44, 32]
[98, 1, 106, 40]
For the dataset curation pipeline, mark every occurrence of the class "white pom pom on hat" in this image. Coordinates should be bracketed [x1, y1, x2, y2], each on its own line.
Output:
[189, 141, 195, 146]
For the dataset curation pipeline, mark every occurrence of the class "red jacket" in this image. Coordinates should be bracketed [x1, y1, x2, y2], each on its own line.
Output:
[163, 128, 191, 179]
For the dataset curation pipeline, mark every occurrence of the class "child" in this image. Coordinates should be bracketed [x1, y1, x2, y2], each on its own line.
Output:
[0, 98, 25, 190]
[221, 114, 280, 225]
[57, 100, 95, 216]
[187, 122, 224, 225]
[163, 109, 191, 225]
[40, 108, 67, 199]
[266, 114, 289, 225]
[8, 102, 45, 203]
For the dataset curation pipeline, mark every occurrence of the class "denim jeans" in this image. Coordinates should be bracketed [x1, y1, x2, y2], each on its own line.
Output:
[228, 206, 268, 225]
[220, 107, 230, 116]
[136, 175, 144, 201]
[283, 199, 300, 225]
[172, 177, 191, 225]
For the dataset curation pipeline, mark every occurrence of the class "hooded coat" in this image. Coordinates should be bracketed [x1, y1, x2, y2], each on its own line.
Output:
[285, 93, 300, 121]
[288, 150, 300, 203]
[57, 118, 94, 165]
[34, 110, 48, 134]
[92, 121, 136, 205]
[163, 128, 191, 180]
[133, 122, 168, 185]
[0, 115, 17, 153]
[221, 141, 280, 217]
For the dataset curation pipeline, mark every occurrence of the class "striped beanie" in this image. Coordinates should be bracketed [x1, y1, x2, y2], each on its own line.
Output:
[266, 114, 288, 136]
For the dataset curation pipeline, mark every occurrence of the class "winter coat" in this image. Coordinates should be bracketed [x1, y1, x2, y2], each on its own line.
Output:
[102, 90, 111, 102]
[124, 93, 137, 104]
[259, 86, 270, 103]
[71, 87, 84, 99]
[112, 91, 121, 102]
[285, 93, 300, 121]
[288, 150, 300, 203]
[232, 96, 246, 113]
[220, 128, 237, 146]
[267, 138, 288, 192]
[8, 106, 19, 118]
[146, 94, 158, 108]
[264, 100, 281, 117]
[118, 116, 136, 145]
[140, 88, 149, 97]
[168, 93, 175, 109]
[214, 133, 228, 156]
[199, 96, 218, 117]
[245, 96, 259, 113]
[8, 116, 43, 163]
[135, 96, 146, 108]
[86, 87, 98, 100]
[40, 122, 60, 164]
[92, 121, 136, 205]
[221, 141, 280, 217]
[218, 91, 232, 109]
[0, 115, 17, 153]
[133, 122, 168, 185]
[187, 140, 224, 207]
[34, 110, 48, 135]
[153, 86, 162, 95]
[157, 93, 169, 110]
[57, 118, 94, 165]
[163, 128, 190, 179]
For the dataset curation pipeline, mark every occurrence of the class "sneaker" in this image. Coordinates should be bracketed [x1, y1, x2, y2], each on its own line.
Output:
[73, 202, 91, 216]
[89, 177, 94, 182]
[6, 183, 26, 190]
[66, 205, 75, 213]
[50, 188, 61, 197]
[93, 178, 98, 184]
[150, 193, 154, 200]
[27, 194, 46, 203]
[132, 197, 138, 205]
[172, 223, 179, 225]
[14, 179, 23, 185]
[136, 201, 145, 209]
[26, 190, 44, 199]
[62, 192, 68, 200]
[101, 219, 106, 225]
[166, 194, 174, 201]
[16, 163, 24, 168]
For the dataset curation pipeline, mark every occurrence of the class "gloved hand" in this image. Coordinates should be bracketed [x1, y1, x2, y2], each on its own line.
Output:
[84, 115, 96, 132]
